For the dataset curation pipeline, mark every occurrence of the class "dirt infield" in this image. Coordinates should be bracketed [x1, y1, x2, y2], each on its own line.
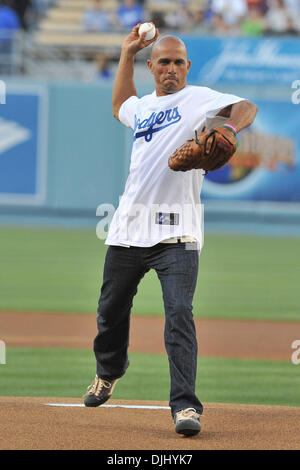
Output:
[0, 311, 298, 360]
[1, 397, 300, 450]
[1, 311, 299, 450]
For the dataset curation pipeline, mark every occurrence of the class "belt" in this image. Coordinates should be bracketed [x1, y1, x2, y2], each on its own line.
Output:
[161, 236, 197, 244]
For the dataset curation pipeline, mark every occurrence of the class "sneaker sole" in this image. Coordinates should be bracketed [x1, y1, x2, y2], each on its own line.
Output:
[175, 420, 201, 436]
[84, 395, 111, 407]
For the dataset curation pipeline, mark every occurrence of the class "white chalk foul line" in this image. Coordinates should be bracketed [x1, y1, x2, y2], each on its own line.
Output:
[45, 403, 170, 410]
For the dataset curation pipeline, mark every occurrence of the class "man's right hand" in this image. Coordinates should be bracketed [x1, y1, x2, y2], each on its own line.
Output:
[122, 23, 159, 56]
[112, 23, 159, 120]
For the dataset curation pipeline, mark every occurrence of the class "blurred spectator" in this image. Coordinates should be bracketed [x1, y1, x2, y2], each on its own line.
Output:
[247, 0, 268, 14]
[211, 0, 248, 29]
[13, 0, 32, 30]
[0, 0, 20, 74]
[264, 0, 291, 34]
[190, 9, 213, 34]
[149, 11, 166, 30]
[241, 6, 265, 35]
[95, 52, 113, 80]
[211, 12, 230, 34]
[32, 0, 55, 20]
[284, 16, 299, 35]
[164, 1, 193, 32]
[202, 0, 215, 22]
[0, 0, 20, 33]
[117, 0, 145, 30]
[82, 0, 112, 32]
[146, 0, 173, 30]
[283, 0, 300, 32]
[283, 0, 300, 16]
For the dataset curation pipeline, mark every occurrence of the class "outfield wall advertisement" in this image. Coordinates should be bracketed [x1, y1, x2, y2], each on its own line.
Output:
[183, 36, 300, 87]
[202, 96, 300, 202]
[0, 79, 299, 213]
[0, 84, 48, 205]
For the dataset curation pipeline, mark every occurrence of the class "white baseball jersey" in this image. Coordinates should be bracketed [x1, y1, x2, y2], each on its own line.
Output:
[105, 85, 244, 249]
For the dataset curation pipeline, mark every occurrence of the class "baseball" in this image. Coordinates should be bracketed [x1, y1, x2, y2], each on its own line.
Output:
[138, 22, 156, 41]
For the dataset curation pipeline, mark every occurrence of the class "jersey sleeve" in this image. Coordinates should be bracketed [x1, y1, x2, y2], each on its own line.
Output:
[189, 87, 245, 132]
[118, 95, 140, 129]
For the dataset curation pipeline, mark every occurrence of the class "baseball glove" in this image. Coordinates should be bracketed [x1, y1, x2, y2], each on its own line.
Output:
[168, 126, 237, 173]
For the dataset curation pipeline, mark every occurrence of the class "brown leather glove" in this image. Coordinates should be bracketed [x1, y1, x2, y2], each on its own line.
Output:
[168, 126, 237, 173]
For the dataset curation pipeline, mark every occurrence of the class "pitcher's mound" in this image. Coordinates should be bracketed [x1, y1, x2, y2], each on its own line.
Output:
[0, 397, 299, 450]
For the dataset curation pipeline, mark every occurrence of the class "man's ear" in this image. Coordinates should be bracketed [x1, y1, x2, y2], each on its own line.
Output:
[187, 60, 191, 74]
[147, 59, 153, 74]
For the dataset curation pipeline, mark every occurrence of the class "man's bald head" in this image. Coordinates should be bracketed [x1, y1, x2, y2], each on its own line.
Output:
[151, 35, 187, 60]
[147, 35, 191, 96]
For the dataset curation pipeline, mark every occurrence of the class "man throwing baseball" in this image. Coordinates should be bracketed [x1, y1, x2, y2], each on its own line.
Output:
[84, 23, 258, 436]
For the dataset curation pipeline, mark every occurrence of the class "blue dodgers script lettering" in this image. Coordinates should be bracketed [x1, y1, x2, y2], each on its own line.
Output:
[134, 107, 182, 142]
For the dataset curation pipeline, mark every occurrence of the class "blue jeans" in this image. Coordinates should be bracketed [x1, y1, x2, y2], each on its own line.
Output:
[93, 243, 203, 417]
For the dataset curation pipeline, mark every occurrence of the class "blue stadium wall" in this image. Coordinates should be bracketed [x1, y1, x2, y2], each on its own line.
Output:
[1, 36, 300, 234]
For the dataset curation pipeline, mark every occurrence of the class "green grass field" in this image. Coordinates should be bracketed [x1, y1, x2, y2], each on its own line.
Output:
[1, 226, 299, 406]
[1, 348, 300, 408]
[0, 226, 299, 321]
